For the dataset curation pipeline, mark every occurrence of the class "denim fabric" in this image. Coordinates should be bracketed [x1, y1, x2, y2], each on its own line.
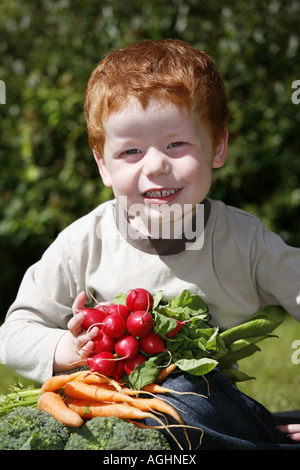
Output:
[144, 368, 300, 450]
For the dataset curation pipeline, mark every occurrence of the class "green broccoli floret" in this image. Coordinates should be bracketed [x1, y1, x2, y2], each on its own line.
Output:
[65, 416, 171, 450]
[0, 406, 71, 450]
[0, 408, 170, 450]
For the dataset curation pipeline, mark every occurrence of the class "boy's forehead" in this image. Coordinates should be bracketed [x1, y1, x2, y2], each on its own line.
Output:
[105, 98, 194, 123]
[103, 100, 191, 134]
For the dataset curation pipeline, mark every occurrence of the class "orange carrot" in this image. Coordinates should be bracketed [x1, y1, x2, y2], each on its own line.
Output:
[64, 381, 137, 405]
[66, 398, 161, 421]
[127, 397, 185, 424]
[142, 383, 208, 398]
[64, 380, 184, 425]
[155, 363, 177, 383]
[142, 383, 171, 393]
[41, 371, 87, 393]
[37, 391, 83, 427]
[81, 373, 124, 389]
[82, 375, 115, 385]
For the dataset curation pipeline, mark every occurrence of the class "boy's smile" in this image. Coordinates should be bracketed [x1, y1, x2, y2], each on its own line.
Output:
[94, 100, 227, 231]
[142, 187, 183, 203]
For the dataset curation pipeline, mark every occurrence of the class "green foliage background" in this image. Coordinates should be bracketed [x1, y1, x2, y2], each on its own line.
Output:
[1, 0, 300, 319]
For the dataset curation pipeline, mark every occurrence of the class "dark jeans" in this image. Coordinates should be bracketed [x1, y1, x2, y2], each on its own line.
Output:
[144, 367, 300, 450]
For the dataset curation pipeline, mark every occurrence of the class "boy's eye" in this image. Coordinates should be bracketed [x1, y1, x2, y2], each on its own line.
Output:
[168, 141, 184, 148]
[123, 148, 141, 155]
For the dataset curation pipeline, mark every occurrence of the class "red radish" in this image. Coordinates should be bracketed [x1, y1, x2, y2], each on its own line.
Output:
[101, 313, 126, 338]
[109, 304, 131, 320]
[112, 359, 125, 380]
[165, 318, 194, 338]
[80, 307, 109, 330]
[124, 353, 147, 375]
[126, 310, 153, 337]
[87, 351, 117, 376]
[115, 334, 140, 360]
[139, 331, 165, 354]
[126, 288, 153, 312]
[93, 330, 116, 353]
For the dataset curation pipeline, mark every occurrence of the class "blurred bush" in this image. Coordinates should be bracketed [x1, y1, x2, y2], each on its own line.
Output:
[1, 0, 300, 319]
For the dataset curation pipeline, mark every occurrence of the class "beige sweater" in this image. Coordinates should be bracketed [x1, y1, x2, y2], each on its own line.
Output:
[1, 198, 299, 383]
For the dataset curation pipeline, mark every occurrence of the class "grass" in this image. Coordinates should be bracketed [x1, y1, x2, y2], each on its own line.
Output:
[0, 364, 41, 394]
[1, 309, 300, 415]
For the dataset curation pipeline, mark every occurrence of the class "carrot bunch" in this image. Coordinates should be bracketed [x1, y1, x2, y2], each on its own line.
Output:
[37, 363, 205, 449]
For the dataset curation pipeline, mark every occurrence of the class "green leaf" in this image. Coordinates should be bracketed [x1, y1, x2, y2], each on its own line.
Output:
[154, 289, 209, 321]
[153, 311, 177, 336]
[152, 290, 163, 309]
[175, 356, 218, 376]
[203, 327, 221, 351]
[169, 290, 207, 310]
[127, 357, 161, 390]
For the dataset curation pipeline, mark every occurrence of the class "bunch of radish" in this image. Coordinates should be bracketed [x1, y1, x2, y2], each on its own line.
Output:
[79, 288, 167, 380]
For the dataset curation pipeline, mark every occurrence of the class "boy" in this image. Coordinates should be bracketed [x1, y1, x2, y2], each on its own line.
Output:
[1, 39, 300, 449]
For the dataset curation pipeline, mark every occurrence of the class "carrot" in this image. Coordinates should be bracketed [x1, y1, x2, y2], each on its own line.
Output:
[37, 391, 83, 427]
[64, 381, 138, 405]
[143, 383, 173, 393]
[142, 383, 208, 398]
[82, 373, 124, 389]
[64, 380, 185, 426]
[118, 382, 206, 400]
[66, 397, 163, 421]
[127, 397, 185, 424]
[41, 371, 87, 393]
[81, 375, 112, 385]
[155, 363, 177, 383]
[94, 383, 187, 414]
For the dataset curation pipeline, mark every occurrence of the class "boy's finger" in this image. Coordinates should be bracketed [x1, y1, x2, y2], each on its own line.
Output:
[72, 291, 87, 315]
[79, 340, 95, 359]
[68, 311, 85, 336]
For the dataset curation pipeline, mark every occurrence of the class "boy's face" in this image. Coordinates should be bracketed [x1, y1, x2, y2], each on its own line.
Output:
[94, 100, 227, 230]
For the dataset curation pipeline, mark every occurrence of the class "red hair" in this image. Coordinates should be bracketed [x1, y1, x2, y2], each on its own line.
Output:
[84, 39, 228, 153]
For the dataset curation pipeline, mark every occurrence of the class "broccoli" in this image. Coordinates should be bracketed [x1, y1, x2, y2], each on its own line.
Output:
[0, 407, 171, 450]
[0, 407, 71, 450]
[65, 416, 171, 450]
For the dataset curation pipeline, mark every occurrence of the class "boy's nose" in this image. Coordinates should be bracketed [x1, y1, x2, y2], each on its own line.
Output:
[142, 148, 171, 177]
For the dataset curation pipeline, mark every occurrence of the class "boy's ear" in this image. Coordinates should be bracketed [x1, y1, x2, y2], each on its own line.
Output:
[212, 130, 228, 169]
[93, 150, 112, 187]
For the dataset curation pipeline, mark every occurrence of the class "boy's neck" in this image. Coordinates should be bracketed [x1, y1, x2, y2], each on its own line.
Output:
[114, 199, 211, 255]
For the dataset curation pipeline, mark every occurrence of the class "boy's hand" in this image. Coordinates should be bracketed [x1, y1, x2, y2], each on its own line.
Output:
[67, 291, 99, 360]
[277, 424, 300, 441]
[53, 291, 112, 374]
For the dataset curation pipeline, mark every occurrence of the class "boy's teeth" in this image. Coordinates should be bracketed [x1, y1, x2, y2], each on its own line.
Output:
[144, 189, 178, 198]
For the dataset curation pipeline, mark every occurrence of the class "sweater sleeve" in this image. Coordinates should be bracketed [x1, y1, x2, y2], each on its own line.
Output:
[0, 235, 78, 384]
[251, 221, 300, 320]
